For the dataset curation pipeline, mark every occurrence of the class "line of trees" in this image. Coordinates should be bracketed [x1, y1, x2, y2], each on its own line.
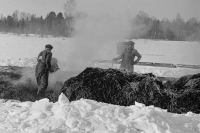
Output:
[0, 10, 78, 37]
[0, 0, 86, 38]
[0, 10, 199, 41]
[130, 11, 200, 41]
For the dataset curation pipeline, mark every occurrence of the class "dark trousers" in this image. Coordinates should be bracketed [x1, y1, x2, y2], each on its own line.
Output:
[35, 61, 49, 94]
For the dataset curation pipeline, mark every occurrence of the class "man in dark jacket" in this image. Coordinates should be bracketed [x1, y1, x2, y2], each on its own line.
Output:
[35, 44, 54, 95]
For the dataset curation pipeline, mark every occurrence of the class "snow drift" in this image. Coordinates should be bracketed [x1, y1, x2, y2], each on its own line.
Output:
[1, 93, 200, 133]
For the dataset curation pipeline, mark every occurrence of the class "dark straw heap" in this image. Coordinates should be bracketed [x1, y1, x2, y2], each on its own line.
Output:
[61, 67, 200, 114]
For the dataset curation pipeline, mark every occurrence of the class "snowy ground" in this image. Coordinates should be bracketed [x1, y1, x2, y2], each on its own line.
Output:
[0, 33, 200, 133]
[1, 93, 200, 133]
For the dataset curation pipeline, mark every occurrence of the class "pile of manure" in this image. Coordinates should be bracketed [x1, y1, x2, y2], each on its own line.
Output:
[167, 73, 200, 113]
[61, 67, 200, 114]
[61, 67, 169, 108]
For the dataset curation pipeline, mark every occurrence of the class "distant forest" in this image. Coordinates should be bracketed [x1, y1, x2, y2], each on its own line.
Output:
[0, 10, 80, 38]
[0, 10, 199, 41]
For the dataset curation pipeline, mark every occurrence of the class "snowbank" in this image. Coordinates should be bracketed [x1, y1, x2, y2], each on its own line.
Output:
[0, 58, 37, 67]
[0, 93, 200, 133]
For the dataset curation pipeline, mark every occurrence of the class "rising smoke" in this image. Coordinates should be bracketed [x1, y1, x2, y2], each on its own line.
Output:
[60, 0, 137, 71]
[47, 0, 150, 84]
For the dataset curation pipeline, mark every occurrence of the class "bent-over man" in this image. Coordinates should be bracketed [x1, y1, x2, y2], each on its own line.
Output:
[35, 44, 54, 95]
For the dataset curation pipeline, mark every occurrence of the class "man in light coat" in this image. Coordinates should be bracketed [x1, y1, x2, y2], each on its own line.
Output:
[113, 41, 142, 72]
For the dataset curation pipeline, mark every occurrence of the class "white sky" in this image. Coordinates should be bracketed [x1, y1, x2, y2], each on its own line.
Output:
[0, 0, 199, 21]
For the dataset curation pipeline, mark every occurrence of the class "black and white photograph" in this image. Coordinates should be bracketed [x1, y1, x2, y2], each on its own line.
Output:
[0, 0, 200, 132]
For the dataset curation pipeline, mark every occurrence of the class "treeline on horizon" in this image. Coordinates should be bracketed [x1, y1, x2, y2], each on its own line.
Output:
[0, 10, 200, 41]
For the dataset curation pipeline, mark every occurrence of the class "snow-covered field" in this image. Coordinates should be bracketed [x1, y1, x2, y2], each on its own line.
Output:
[0, 33, 200, 133]
[0, 33, 200, 77]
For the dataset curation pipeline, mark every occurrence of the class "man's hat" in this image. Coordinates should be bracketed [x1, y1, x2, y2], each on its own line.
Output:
[127, 41, 135, 46]
[45, 44, 53, 49]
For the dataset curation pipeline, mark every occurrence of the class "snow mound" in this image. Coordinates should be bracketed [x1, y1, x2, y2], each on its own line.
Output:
[0, 58, 37, 67]
[1, 93, 200, 133]
[0, 57, 58, 69]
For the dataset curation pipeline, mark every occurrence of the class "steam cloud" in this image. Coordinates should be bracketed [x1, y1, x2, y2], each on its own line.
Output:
[48, 0, 150, 84]
[59, 0, 136, 71]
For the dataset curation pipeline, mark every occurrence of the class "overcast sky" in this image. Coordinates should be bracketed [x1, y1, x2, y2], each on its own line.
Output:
[0, 0, 199, 21]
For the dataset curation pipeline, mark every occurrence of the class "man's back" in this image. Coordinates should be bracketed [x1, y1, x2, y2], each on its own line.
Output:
[39, 50, 52, 62]
[38, 50, 52, 69]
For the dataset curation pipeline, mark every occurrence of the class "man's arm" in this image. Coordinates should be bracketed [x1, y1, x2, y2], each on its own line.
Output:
[37, 51, 43, 62]
[132, 49, 142, 64]
[112, 49, 125, 61]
